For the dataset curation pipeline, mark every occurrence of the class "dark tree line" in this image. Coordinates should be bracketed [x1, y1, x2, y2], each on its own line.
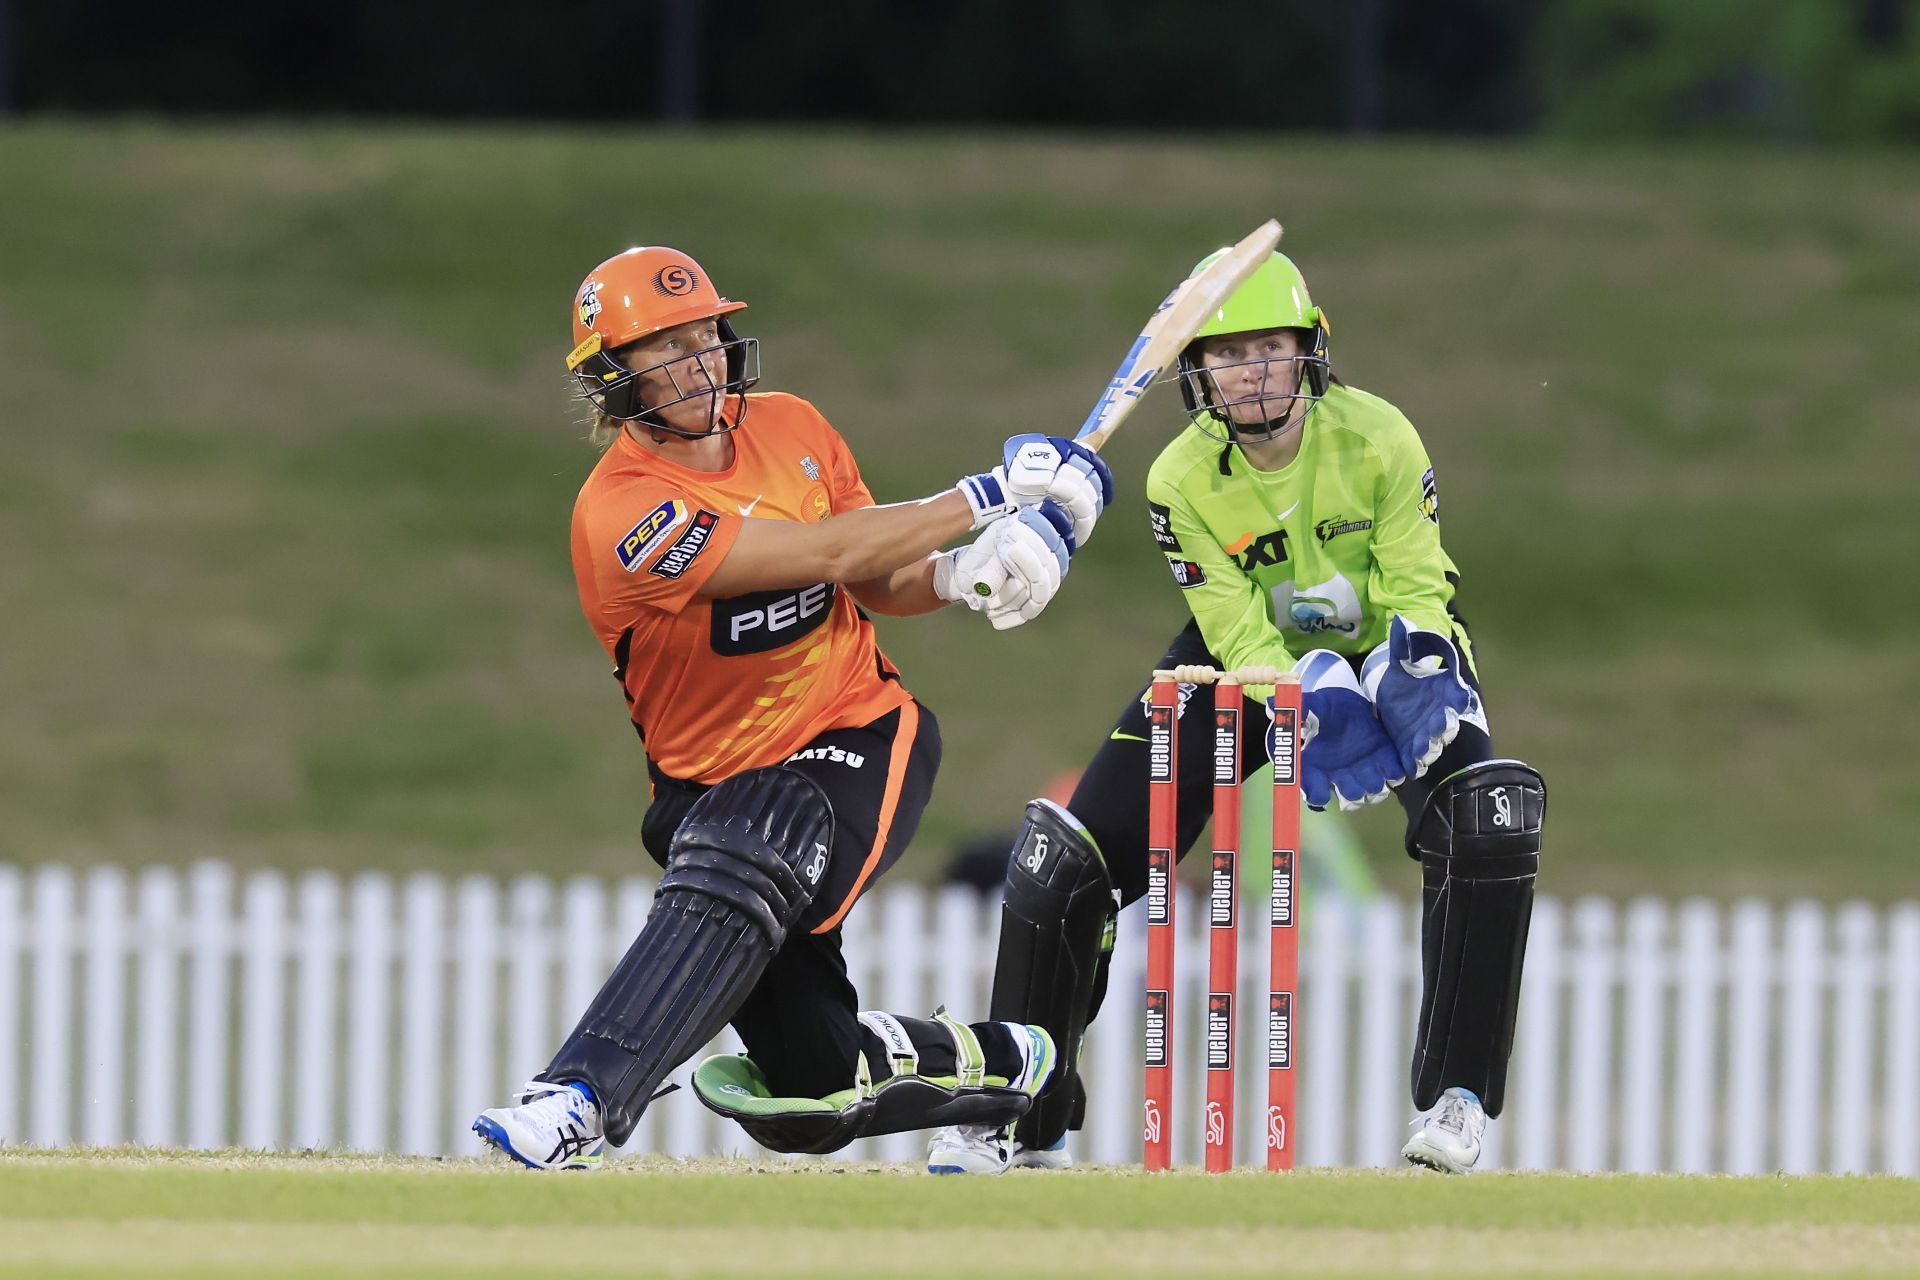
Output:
[8, 0, 1917, 141]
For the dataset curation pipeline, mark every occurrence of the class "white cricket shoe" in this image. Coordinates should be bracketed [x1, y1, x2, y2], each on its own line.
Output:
[926, 1023, 1057, 1176]
[1010, 1134, 1072, 1170]
[1401, 1086, 1486, 1174]
[927, 1122, 1011, 1175]
[474, 1079, 604, 1171]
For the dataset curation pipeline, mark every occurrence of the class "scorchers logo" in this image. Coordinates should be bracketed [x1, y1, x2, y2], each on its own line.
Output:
[654, 265, 698, 297]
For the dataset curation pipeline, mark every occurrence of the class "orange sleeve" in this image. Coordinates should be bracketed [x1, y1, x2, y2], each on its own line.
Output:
[578, 479, 743, 616]
[812, 409, 877, 514]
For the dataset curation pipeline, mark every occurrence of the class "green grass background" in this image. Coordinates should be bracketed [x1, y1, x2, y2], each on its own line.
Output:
[2, 1153, 1918, 1278]
[1, 122, 1914, 897]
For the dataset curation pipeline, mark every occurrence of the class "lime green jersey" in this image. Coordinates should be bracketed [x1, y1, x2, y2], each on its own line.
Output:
[1144, 383, 1471, 676]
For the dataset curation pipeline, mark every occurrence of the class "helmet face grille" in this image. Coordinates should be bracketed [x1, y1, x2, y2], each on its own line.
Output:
[576, 327, 762, 436]
[1175, 323, 1330, 446]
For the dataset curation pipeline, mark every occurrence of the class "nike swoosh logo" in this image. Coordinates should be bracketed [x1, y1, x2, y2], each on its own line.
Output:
[737, 495, 762, 517]
[1275, 500, 1300, 520]
[1109, 730, 1148, 743]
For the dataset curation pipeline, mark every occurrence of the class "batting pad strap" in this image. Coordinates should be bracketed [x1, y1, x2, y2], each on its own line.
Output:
[856, 1011, 920, 1080]
[933, 1007, 987, 1088]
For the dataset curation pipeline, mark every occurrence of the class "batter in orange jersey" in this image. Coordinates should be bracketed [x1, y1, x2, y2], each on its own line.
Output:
[474, 244, 1117, 1171]
[573, 390, 912, 782]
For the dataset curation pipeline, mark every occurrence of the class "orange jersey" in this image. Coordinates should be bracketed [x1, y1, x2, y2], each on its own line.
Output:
[571, 392, 915, 782]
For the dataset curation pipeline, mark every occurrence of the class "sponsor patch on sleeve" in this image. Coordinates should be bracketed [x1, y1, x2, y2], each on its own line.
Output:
[1168, 558, 1207, 589]
[648, 509, 723, 579]
[1419, 467, 1439, 524]
[1148, 501, 1183, 553]
[615, 500, 689, 572]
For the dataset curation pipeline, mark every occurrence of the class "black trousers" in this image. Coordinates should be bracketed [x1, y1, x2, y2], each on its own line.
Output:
[641, 702, 940, 1099]
[1068, 620, 1493, 910]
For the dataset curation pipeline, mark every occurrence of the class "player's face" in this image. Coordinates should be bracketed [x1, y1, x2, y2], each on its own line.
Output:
[1198, 328, 1304, 426]
[621, 318, 729, 433]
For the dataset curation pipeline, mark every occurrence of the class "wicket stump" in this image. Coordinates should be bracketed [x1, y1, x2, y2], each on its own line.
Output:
[1144, 665, 1303, 1172]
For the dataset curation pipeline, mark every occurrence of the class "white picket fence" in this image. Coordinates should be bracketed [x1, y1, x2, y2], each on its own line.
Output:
[1, 860, 1916, 1172]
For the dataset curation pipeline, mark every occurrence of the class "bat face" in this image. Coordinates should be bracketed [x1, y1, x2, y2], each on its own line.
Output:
[1074, 219, 1283, 452]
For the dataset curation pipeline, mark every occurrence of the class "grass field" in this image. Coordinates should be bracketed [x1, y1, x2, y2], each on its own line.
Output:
[2, 122, 1916, 895]
[2, 1150, 1918, 1278]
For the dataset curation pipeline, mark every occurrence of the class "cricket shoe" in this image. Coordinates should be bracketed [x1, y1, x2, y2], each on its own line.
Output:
[474, 1079, 604, 1171]
[1011, 1134, 1072, 1170]
[1401, 1086, 1486, 1174]
[926, 1122, 1011, 1175]
[925, 1023, 1057, 1175]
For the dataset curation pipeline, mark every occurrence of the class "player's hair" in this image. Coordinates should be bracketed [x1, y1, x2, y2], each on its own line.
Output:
[586, 405, 622, 451]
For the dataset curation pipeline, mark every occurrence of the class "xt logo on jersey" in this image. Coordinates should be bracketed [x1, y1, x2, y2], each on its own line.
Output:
[1225, 528, 1289, 572]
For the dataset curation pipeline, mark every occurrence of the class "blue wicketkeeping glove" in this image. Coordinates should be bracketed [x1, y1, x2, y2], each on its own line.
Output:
[1361, 615, 1484, 781]
[1294, 649, 1404, 812]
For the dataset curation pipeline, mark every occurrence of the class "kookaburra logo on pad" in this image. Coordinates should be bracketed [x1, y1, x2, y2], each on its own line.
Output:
[1491, 787, 1513, 828]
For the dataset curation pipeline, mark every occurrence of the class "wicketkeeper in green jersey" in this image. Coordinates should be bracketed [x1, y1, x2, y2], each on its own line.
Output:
[930, 249, 1547, 1175]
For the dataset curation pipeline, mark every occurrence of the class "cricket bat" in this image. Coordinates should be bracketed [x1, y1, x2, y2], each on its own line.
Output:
[1072, 218, 1283, 452]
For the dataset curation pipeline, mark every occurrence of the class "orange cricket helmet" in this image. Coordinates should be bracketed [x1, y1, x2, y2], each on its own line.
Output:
[565, 246, 761, 434]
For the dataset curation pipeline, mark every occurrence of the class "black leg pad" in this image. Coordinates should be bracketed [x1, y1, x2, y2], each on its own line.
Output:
[986, 800, 1115, 1150]
[1409, 760, 1545, 1117]
[543, 766, 832, 1144]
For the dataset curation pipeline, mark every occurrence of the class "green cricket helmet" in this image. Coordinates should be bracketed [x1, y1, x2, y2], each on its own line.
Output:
[1175, 250, 1332, 444]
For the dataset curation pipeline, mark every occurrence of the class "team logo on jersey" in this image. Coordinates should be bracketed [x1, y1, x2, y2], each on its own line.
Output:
[647, 509, 722, 579]
[1148, 501, 1182, 553]
[799, 455, 821, 482]
[653, 265, 698, 297]
[1226, 528, 1290, 572]
[1168, 558, 1207, 589]
[578, 281, 604, 329]
[615, 499, 688, 572]
[1315, 515, 1372, 543]
[1419, 467, 1439, 524]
